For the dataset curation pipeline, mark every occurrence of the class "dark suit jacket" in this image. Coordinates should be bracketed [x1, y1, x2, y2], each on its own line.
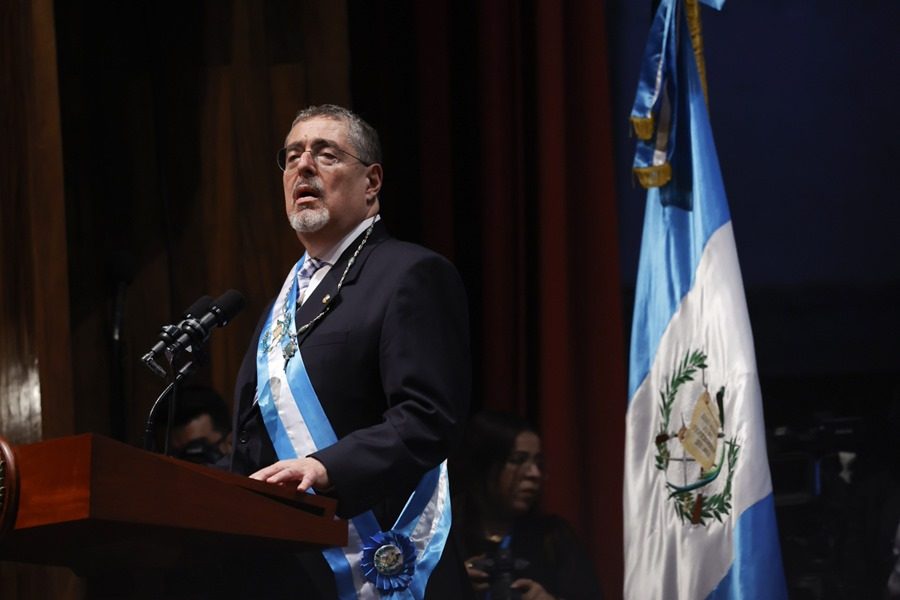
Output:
[227, 220, 474, 599]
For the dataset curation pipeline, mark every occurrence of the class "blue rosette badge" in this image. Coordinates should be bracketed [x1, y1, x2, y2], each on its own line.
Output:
[361, 531, 416, 593]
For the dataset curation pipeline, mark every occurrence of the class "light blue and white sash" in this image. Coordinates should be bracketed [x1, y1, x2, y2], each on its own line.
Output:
[256, 255, 452, 599]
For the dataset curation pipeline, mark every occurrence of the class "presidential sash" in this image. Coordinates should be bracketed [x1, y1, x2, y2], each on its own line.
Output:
[256, 255, 452, 599]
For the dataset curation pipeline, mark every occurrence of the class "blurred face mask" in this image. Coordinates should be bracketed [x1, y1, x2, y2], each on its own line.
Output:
[175, 437, 226, 465]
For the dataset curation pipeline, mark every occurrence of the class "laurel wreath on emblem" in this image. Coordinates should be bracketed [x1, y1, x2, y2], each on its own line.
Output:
[654, 349, 741, 526]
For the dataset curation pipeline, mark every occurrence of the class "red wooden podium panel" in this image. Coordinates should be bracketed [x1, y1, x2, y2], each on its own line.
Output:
[0, 434, 346, 574]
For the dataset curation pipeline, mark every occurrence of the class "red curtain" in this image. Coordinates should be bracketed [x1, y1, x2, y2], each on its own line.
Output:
[409, 1, 627, 596]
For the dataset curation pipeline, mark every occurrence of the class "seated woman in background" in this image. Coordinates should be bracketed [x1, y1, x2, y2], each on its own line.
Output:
[452, 410, 602, 600]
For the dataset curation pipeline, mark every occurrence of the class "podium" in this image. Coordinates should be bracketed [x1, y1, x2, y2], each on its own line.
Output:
[0, 434, 346, 575]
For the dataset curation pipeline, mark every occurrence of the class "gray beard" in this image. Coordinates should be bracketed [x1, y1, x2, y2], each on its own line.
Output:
[289, 206, 330, 233]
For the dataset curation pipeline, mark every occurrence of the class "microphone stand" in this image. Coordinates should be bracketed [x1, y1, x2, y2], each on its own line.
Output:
[142, 350, 204, 453]
[140, 290, 243, 453]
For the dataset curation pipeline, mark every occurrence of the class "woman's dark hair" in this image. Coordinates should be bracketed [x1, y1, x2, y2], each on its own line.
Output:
[456, 410, 536, 502]
[452, 410, 538, 551]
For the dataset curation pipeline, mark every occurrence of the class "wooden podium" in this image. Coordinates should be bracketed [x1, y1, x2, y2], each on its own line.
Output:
[0, 434, 346, 575]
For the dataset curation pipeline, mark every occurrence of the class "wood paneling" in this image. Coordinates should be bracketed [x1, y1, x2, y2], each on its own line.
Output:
[52, 0, 351, 446]
[0, 0, 73, 444]
[1, 0, 79, 596]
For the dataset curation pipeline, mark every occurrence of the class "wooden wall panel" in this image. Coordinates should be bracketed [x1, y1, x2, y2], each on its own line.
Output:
[0, 1, 72, 443]
[24, 0, 75, 442]
[1, 0, 80, 597]
[1, 0, 42, 441]
[51, 0, 351, 447]
[0, 0, 73, 442]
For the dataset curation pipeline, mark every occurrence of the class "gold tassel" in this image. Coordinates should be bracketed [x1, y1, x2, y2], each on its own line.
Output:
[684, 0, 709, 105]
[630, 115, 656, 141]
[633, 163, 673, 189]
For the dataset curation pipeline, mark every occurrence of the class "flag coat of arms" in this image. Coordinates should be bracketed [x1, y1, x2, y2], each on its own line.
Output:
[623, 1, 788, 598]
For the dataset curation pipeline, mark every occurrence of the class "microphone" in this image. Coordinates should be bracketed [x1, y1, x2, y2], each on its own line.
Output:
[142, 296, 213, 377]
[184, 295, 215, 319]
[164, 290, 245, 358]
[141, 291, 243, 378]
[141, 290, 245, 451]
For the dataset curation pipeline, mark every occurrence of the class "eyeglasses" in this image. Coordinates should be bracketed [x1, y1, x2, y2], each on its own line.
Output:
[277, 142, 373, 171]
[506, 451, 545, 472]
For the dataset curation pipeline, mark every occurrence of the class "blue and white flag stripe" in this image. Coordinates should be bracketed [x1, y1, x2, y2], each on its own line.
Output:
[624, 1, 787, 598]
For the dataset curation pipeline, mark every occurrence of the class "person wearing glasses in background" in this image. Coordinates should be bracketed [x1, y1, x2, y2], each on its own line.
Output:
[164, 384, 233, 464]
[221, 104, 472, 599]
[453, 410, 602, 600]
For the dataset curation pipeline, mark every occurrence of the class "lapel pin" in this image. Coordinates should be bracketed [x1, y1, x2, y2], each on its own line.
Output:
[322, 294, 331, 304]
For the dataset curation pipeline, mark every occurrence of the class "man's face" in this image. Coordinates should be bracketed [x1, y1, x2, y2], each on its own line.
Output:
[171, 414, 230, 453]
[282, 116, 380, 243]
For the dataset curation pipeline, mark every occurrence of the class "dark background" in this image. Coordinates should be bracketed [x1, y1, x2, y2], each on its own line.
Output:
[354, 0, 900, 425]
[610, 0, 900, 394]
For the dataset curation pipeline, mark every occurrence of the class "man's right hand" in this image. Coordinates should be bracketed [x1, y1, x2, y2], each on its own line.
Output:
[249, 457, 331, 493]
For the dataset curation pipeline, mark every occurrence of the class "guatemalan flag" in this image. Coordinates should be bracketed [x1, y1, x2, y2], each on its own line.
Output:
[623, 1, 788, 598]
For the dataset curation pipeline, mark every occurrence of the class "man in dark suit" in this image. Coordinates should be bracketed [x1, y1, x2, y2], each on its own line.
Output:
[227, 104, 472, 599]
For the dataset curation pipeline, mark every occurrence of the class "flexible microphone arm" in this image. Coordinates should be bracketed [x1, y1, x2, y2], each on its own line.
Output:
[142, 359, 198, 452]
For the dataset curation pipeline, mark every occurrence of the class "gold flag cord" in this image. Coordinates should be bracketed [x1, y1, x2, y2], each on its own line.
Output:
[684, 0, 709, 105]
[632, 0, 710, 189]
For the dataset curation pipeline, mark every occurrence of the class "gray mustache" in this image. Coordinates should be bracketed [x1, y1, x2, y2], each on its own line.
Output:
[293, 179, 324, 197]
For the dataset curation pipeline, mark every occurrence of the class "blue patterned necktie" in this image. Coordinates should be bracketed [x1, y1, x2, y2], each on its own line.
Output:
[296, 257, 325, 307]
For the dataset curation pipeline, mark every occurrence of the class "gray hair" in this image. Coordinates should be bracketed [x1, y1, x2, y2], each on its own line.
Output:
[290, 104, 382, 165]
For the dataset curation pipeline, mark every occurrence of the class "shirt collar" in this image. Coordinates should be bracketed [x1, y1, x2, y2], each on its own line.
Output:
[314, 214, 379, 266]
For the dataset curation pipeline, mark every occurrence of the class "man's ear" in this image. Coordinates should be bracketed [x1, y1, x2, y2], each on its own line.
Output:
[365, 163, 383, 202]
